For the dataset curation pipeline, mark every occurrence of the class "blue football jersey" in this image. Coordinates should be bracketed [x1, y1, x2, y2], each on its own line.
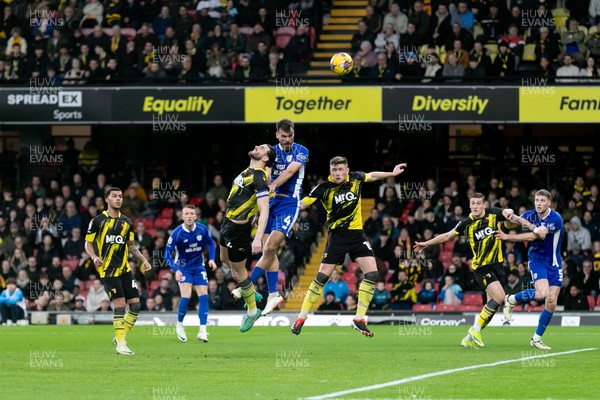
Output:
[520, 209, 564, 267]
[164, 222, 215, 272]
[272, 143, 308, 199]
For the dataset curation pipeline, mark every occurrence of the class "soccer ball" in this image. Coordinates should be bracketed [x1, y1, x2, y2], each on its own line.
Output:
[330, 52, 353, 76]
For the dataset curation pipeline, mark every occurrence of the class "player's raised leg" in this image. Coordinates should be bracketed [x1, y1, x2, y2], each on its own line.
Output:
[291, 263, 335, 335]
[176, 281, 193, 342]
[351, 256, 378, 337]
[504, 287, 536, 321]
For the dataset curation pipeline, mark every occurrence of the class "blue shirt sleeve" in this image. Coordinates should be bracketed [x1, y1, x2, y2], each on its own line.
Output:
[546, 212, 564, 235]
[293, 145, 309, 166]
[164, 229, 179, 272]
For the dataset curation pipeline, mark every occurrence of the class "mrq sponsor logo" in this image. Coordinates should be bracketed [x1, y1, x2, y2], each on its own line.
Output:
[7, 91, 83, 121]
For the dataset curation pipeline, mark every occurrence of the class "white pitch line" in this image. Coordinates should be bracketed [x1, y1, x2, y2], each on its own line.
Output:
[303, 348, 598, 400]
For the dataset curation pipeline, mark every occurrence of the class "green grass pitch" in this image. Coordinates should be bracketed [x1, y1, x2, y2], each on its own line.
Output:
[1, 325, 598, 399]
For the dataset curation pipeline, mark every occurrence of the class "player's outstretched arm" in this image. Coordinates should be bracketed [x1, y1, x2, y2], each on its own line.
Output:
[506, 213, 536, 231]
[496, 226, 548, 242]
[414, 230, 456, 253]
[268, 161, 303, 193]
[366, 163, 407, 182]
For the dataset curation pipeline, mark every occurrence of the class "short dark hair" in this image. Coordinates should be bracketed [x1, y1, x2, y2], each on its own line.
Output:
[276, 119, 294, 133]
[470, 192, 485, 200]
[6, 277, 16, 285]
[105, 187, 122, 198]
[183, 204, 196, 211]
[329, 156, 348, 167]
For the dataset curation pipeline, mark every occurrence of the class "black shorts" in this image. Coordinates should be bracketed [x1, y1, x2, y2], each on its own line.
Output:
[322, 230, 374, 265]
[220, 218, 252, 263]
[102, 273, 139, 301]
[473, 263, 505, 290]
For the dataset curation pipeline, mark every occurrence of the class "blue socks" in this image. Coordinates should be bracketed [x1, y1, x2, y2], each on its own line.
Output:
[249, 266, 264, 284]
[535, 309, 553, 337]
[178, 297, 191, 323]
[266, 271, 279, 294]
[198, 294, 208, 326]
[515, 289, 536, 303]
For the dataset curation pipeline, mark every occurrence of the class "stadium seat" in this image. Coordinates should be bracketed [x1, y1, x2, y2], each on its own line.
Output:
[414, 283, 422, 293]
[434, 282, 439, 292]
[275, 32, 294, 49]
[587, 295, 595, 311]
[134, 217, 154, 229]
[121, 27, 136, 39]
[484, 43, 498, 56]
[457, 304, 480, 311]
[158, 269, 170, 280]
[149, 280, 160, 292]
[596, 296, 600, 306]
[553, 16, 568, 31]
[154, 217, 171, 229]
[513, 305, 523, 312]
[160, 208, 174, 218]
[435, 304, 456, 311]
[66, 259, 79, 271]
[385, 283, 393, 292]
[522, 43, 536, 62]
[443, 240, 454, 252]
[385, 270, 394, 282]
[551, 8, 569, 17]
[413, 304, 433, 311]
[347, 262, 359, 273]
[462, 293, 483, 306]
[147, 228, 157, 238]
[473, 24, 483, 39]
[239, 26, 254, 35]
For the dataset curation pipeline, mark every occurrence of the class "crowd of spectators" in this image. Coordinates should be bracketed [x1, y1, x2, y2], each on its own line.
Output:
[0, 163, 322, 322]
[0, 0, 325, 84]
[346, 0, 600, 82]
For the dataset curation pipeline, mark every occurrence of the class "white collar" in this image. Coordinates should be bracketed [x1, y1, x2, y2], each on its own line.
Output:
[182, 223, 196, 233]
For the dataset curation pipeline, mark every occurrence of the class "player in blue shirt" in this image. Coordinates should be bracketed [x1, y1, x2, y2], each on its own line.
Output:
[232, 119, 309, 315]
[497, 189, 564, 349]
[165, 205, 216, 343]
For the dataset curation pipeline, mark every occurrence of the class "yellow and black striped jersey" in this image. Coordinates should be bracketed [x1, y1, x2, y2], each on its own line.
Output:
[225, 167, 269, 221]
[303, 171, 369, 231]
[85, 211, 135, 278]
[453, 208, 507, 270]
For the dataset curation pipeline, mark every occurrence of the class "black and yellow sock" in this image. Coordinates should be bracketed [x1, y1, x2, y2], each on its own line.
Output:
[299, 272, 328, 319]
[356, 275, 376, 318]
[113, 307, 126, 344]
[240, 278, 257, 315]
[476, 299, 500, 330]
[123, 302, 141, 335]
